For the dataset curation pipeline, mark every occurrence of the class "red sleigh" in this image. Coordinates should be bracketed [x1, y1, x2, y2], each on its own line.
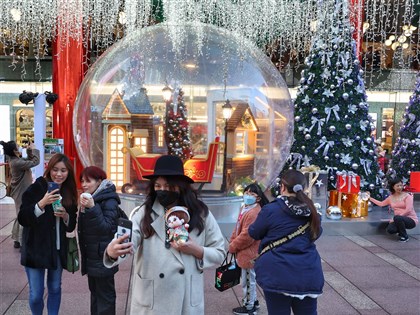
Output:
[184, 137, 220, 185]
[122, 137, 220, 188]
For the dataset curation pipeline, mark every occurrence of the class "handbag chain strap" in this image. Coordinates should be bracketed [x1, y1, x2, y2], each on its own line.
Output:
[252, 222, 310, 263]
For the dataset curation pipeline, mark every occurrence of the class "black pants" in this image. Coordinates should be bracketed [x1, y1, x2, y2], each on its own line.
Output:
[88, 275, 116, 315]
[264, 291, 317, 315]
[386, 215, 416, 238]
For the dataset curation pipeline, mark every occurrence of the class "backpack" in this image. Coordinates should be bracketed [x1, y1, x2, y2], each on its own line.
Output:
[99, 200, 129, 220]
[118, 206, 129, 220]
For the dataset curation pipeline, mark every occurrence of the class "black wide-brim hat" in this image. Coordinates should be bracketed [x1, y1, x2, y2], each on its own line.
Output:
[144, 155, 194, 183]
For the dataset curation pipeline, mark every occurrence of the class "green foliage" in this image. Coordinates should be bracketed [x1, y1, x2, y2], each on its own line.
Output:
[276, 0, 381, 198]
[387, 74, 420, 187]
[164, 88, 192, 161]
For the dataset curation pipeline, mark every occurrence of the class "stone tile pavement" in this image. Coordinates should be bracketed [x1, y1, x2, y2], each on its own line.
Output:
[1, 196, 419, 315]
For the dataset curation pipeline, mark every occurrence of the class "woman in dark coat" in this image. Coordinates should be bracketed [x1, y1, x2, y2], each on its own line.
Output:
[248, 169, 324, 315]
[18, 153, 78, 315]
[78, 166, 120, 315]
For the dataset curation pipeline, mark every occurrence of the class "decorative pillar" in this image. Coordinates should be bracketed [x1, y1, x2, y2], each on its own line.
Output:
[52, 38, 86, 179]
[349, 0, 364, 62]
[33, 93, 46, 178]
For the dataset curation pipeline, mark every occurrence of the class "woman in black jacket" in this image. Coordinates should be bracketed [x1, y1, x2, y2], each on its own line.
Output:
[18, 153, 78, 315]
[78, 166, 120, 315]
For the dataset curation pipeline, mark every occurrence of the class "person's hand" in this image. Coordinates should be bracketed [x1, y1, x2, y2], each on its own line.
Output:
[171, 237, 204, 259]
[28, 142, 36, 150]
[54, 206, 68, 221]
[106, 235, 133, 259]
[80, 195, 95, 209]
[37, 190, 61, 208]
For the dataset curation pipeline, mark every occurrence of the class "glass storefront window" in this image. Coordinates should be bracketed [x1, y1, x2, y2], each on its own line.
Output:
[381, 108, 395, 153]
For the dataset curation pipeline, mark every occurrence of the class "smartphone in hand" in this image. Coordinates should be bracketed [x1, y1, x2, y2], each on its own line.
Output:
[48, 182, 61, 211]
[48, 182, 60, 194]
[117, 218, 132, 243]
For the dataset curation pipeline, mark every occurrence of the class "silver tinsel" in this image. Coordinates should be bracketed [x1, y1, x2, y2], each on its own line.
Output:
[0, 0, 418, 80]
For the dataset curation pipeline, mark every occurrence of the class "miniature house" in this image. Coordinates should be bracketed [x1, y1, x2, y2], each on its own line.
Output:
[225, 102, 259, 188]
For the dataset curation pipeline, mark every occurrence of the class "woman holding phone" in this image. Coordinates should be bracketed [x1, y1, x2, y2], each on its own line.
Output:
[18, 153, 78, 315]
[104, 155, 226, 315]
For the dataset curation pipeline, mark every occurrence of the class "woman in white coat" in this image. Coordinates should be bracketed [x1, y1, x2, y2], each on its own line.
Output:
[105, 155, 226, 314]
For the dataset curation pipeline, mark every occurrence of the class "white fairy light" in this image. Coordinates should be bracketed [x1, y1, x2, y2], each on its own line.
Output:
[118, 12, 127, 25]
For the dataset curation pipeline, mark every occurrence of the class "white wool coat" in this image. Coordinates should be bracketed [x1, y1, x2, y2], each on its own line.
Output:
[105, 201, 226, 315]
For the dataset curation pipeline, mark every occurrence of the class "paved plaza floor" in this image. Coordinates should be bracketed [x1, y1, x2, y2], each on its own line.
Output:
[1, 196, 419, 315]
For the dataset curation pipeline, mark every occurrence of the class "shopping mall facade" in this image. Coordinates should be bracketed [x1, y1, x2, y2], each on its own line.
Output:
[1, 57, 417, 158]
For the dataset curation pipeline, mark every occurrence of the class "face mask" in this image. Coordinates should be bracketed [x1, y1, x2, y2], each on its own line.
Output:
[156, 190, 180, 208]
[243, 195, 257, 205]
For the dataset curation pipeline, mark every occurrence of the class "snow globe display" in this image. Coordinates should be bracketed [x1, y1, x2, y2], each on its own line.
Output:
[74, 23, 294, 193]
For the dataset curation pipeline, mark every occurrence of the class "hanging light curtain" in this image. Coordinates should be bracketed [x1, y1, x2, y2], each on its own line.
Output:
[0, 0, 418, 81]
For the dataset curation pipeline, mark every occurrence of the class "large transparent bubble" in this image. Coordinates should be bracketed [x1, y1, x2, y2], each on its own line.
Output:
[74, 23, 294, 192]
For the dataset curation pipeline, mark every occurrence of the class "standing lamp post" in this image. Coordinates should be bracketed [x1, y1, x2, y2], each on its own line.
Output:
[221, 100, 233, 194]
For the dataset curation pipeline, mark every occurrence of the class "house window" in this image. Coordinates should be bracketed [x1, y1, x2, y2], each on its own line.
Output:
[236, 131, 245, 154]
[256, 132, 265, 153]
[158, 125, 164, 147]
[108, 127, 126, 189]
[134, 137, 147, 153]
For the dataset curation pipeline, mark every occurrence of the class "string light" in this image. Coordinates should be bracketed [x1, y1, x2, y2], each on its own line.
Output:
[0, 0, 418, 83]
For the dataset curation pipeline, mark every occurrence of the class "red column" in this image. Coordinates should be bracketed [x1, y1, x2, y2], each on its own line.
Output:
[52, 38, 86, 181]
[349, 0, 365, 62]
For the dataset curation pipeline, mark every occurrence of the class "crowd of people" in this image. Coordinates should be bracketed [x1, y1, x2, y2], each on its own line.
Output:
[1, 139, 418, 314]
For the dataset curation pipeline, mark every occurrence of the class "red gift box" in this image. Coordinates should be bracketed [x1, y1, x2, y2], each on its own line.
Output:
[409, 172, 420, 192]
[337, 172, 360, 194]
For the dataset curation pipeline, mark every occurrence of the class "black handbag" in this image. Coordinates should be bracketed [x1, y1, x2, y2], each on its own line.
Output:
[215, 253, 241, 292]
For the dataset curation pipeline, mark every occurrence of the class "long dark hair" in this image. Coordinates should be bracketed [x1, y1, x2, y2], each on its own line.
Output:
[281, 169, 321, 240]
[43, 154, 78, 210]
[141, 175, 208, 239]
[243, 182, 269, 207]
[0, 140, 18, 157]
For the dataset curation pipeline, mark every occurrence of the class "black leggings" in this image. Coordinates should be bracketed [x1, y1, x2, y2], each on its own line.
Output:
[264, 291, 317, 315]
[386, 215, 416, 238]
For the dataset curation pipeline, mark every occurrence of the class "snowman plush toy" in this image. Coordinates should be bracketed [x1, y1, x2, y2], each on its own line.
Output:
[165, 206, 190, 244]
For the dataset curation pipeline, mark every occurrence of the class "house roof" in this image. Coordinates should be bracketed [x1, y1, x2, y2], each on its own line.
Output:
[123, 88, 154, 115]
[226, 102, 259, 132]
[102, 89, 130, 118]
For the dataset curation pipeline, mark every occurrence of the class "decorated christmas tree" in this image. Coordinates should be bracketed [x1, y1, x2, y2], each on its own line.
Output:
[164, 88, 192, 161]
[387, 73, 420, 186]
[274, 0, 381, 196]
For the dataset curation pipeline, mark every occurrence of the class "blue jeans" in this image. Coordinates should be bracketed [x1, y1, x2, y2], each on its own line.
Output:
[25, 254, 63, 315]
